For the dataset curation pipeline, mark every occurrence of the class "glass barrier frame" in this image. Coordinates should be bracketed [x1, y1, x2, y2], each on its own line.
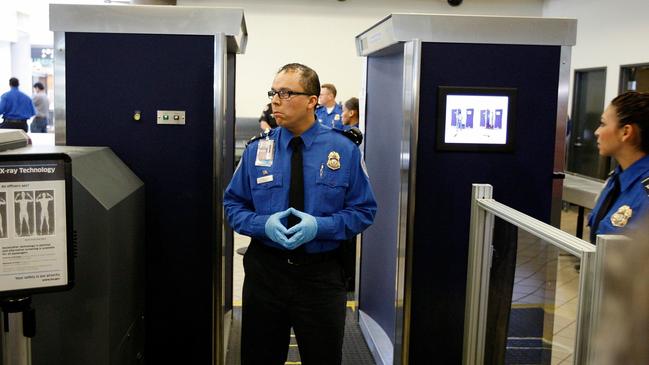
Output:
[462, 184, 603, 365]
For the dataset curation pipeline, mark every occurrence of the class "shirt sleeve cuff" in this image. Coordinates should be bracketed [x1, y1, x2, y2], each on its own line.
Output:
[315, 216, 336, 239]
[251, 214, 270, 237]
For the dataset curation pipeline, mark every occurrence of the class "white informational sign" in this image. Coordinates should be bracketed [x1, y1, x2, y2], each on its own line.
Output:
[0, 159, 69, 293]
[444, 94, 510, 145]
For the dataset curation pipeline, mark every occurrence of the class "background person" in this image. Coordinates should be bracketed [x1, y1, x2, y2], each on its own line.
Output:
[588, 91, 649, 243]
[315, 83, 343, 129]
[0, 78, 35, 132]
[31, 82, 49, 133]
[340, 96, 361, 291]
[259, 102, 277, 131]
[224, 63, 377, 365]
[341, 97, 359, 130]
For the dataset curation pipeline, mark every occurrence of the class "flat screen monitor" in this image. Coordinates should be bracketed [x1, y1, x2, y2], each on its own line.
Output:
[436, 86, 517, 152]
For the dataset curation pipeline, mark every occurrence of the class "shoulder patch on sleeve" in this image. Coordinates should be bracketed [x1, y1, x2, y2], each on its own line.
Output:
[246, 129, 272, 147]
[332, 127, 363, 146]
[643, 176, 649, 197]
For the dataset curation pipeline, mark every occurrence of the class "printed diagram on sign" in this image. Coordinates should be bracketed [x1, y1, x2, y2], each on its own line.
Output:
[35, 190, 55, 236]
[0, 192, 6, 238]
[15, 191, 35, 237]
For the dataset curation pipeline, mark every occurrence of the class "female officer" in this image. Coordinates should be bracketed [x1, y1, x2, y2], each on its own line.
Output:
[588, 91, 649, 243]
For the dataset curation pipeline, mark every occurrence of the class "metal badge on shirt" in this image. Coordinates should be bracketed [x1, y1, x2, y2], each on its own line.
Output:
[255, 139, 274, 167]
[327, 151, 341, 170]
[610, 205, 632, 227]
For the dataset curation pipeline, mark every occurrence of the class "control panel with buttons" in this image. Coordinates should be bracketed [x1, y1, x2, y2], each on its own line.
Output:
[157, 110, 186, 125]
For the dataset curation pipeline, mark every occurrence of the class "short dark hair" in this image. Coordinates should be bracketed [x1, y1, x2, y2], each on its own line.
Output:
[611, 91, 649, 153]
[277, 63, 320, 98]
[9, 78, 18, 87]
[33, 82, 45, 91]
[344, 97, 359, 113]
[321, 83, 337, 98]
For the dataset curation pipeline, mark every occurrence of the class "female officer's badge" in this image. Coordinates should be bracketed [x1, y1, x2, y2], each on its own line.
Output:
[610, 205, 632, 227]
[327, 151, 341, 170]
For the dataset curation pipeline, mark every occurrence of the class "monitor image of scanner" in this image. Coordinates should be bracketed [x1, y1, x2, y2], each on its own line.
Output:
[436, 86, 517, 152]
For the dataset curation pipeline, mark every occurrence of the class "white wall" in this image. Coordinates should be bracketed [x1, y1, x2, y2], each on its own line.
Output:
[0, 2, 18, 86]
[543, 0, 649, 107]
[0, 42, 12, 87]
[180, 0, 544, 117]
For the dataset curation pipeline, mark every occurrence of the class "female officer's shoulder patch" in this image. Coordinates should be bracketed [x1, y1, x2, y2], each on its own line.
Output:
[332, 127, 363, 145]
[643, 176, 649, 197]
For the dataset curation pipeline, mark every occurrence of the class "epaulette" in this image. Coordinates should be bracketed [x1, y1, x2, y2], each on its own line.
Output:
[246, 129, 272, 147]
[333, 127, 363, 146]
[642, 176, 649, 197]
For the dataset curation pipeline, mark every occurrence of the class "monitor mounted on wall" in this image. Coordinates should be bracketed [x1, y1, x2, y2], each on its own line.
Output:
[436, 86, 517, 152]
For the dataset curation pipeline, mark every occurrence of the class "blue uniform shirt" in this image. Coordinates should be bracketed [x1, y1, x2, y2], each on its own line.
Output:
[0, 87, 36, 120]
[588, 154, 649, 241]
[224, 121, 377, 253]
[316, 103, 343, 129]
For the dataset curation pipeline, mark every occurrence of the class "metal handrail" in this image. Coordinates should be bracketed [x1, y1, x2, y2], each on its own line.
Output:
[477, 198, 594, 257]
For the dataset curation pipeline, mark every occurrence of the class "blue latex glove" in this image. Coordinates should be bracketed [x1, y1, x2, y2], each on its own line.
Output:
[285, 208, 318, 249]
[264, 209, 292, 246]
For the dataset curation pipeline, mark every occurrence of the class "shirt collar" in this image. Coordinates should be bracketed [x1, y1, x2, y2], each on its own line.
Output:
[617, 154, 649, 191]
[278, 117, 321, 150]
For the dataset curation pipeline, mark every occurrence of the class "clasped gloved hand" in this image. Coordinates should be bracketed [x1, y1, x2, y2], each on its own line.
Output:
[285, 208, 318, 250]
[264, 209, 292, 246]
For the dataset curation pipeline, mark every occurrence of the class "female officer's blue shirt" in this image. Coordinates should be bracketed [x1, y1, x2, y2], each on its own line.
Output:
[224, 121, 377, 253]
[588, 154, 649, 241]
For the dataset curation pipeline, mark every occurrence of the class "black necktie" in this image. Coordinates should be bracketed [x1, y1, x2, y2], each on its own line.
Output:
[288, 137, 304, 228]
[590, 174, 621, 243]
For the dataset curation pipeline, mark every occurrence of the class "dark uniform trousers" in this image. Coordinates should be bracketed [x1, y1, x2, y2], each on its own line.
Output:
[241, 240, 347, 365]
[0, 119, 28, 132]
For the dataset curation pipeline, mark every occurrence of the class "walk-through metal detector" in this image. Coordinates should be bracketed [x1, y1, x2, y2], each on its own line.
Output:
[50, 4, 247, 364]
[355, 14, 576, 364]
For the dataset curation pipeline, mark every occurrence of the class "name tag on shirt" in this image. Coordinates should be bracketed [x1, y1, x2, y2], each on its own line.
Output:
[255, 139, 274, 167]
[257, 175, 274, 184]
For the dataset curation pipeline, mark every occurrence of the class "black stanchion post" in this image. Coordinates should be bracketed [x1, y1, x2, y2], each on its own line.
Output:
[1, 296, 34, 365]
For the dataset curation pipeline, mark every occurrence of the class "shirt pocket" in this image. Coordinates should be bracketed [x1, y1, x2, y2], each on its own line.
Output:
[250, 172, 283, 214]
[315, 168, 349, 214]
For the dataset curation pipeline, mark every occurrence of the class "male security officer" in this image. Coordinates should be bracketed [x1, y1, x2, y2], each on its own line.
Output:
[315, 83, 343, 129]
[224, 63, 377, 365]
[0, 78, 36, 132]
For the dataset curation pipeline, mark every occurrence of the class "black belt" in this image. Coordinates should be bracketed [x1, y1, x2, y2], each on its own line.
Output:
[250, 239, 340, 266]
[3, 119, 27, 123]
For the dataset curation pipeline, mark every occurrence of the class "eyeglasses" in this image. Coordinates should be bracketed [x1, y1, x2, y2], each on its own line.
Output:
[267, 89, 311, 100]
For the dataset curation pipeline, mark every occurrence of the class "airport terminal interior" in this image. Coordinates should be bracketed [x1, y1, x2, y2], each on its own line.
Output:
[0, 0, 647, 364]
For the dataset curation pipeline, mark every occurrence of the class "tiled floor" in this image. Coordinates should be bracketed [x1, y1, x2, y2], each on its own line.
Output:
[232, 233, 248, 304]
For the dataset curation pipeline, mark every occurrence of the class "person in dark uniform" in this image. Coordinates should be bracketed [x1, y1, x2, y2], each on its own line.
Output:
[224, 63, 377, 365]
[0, 78, 35, 132]
[341, 97, 359, 131]
[588, 91, 649, 243]
[340, 96, 361, 291]
[259, 102, 277, 131]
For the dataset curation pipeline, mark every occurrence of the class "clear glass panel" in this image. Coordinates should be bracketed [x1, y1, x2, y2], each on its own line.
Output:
[485, 218, 581, 365]
[568, 68, 608, 179]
